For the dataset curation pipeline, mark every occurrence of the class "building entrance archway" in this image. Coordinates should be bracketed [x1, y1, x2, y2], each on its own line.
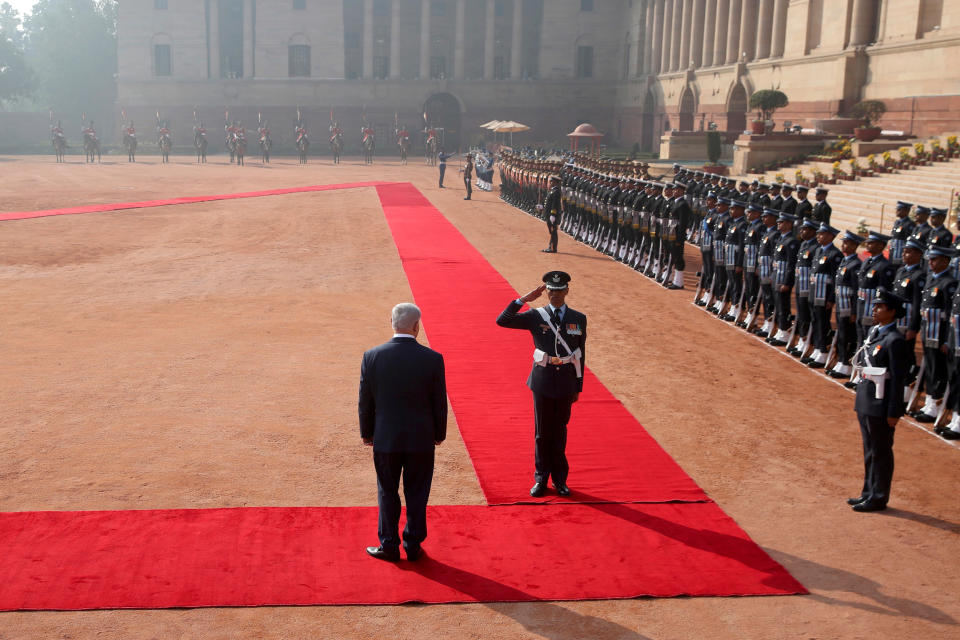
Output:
[727, 84, 748, 134]
[423, 93, 462, 151]
[679, 89, 696, 131]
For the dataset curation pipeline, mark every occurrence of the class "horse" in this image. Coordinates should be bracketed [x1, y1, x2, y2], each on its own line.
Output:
[194, 130, 207, 163]
[158, 132, 172, 163]
[259, 130, 272, 163]
[297, 132, 309, 164]
[123, 131, 137, 162]
[329, 133, 342, 164]
[234, 132, 246, 166]
[425, 136, 437, 166]
[52, 132, 66, 163]
[362, 134, 375, 165]
[83, 131, 101, 163]
[398, 136, 409, 164]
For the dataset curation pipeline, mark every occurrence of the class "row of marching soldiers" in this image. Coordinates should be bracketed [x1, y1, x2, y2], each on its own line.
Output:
[695, 195, 960, 440]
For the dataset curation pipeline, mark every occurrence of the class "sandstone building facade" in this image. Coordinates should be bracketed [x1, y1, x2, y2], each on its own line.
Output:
[117, 0, 959, 150]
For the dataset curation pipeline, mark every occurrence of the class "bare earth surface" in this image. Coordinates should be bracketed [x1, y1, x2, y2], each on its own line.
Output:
[0, 154, 957, 639]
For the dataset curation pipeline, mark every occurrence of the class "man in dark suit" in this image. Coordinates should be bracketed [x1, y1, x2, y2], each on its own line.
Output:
[359, 303, 447, 561]
[496, 271, 587, 498]
[850, 288, 911, 512]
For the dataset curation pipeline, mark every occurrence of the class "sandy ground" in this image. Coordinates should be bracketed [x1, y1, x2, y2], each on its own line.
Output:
[0, 153, 958, 639]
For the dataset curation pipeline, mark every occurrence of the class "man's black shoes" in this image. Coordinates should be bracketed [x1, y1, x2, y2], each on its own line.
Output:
[530, 482, 547, 497]
[405, 546, 424, 562]
[852, 501, 887, 513]
[366, 546, 400, 561]
[555, 484, 571, 497]
[846, 496, 866, 505]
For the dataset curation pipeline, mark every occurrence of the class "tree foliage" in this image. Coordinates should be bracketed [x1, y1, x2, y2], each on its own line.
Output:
[24, 0, 117, 121]
[749, 89, 789, 121]
[850, 100, 886, 127]
[0, 2, 33, 103]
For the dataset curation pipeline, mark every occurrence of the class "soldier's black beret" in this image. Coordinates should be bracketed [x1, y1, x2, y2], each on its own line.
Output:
[543, 270, 571, 290]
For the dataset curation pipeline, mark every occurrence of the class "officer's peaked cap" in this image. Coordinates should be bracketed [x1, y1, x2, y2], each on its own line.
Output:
[927, 246, 957, 259]
[915, 205, 931, 215]
[841, 230, 864, 244]
[762, 207, 780, 217]
[817, 223, 840, 235]
[873, 287, 907, 318]
[778, 212, 797, 223]
[896, 200, 913, 209]
[866, 231, 891, 243]
[543, 270, 571, 290]
[747, 203, 763, 213]
[904, 238, 926, 252]
[801, 219, 818, 229]
[930, 207, 948, 217]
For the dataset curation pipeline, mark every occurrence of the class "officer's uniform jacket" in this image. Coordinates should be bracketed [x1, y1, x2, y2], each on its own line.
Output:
[542, 186, 562, 226]
[780, 196, 798, 215]
[773, 231, 800, 288]
[928, 225, 953, 249]
[835, 253, 862, 319]
[812, 200, 832, 225]
[920, 270, 958, 348]
[758, 224, 780, 285]
[809, 242, 843, 306]
[795, 237, 818, 297]
[856, 253, 896, 325]
[854, 323, 909, 418]
[743, 219, 764, 274]
[910, 222, 932, 247]
[894, 262, 926, 334]
[712, 209, 731, 268]
[724, 215, 749, 271]
[795, 198, 813, 222]
[770, 194, 784, 210]
[889, 215, 916, 264]
[669, 195, 693, 244]
[496, 300, 587, 398]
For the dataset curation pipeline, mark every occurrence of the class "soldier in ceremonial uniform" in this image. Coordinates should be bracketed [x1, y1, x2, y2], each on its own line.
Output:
[780, 184, 798, 215]
[769, 213, 800, 346]
[537, 175, 562, 253]
[827, 230, 863, 378]
[756, 208, 781, 337]
[769, 182, 784, 210]
[849, 288, 912, 512]
[812, 187, 832, 225]
[893, 239, 926, 390]
[912, 246, 958, 422]
[666, 182, 693, 289]
[909, 206, 932, 246]
[788, 220, 820, 356]
[927, 208, 953, 248]
[854, 231, 897, 354]
[938, 282, 960, 440]
[795, 185, 813, 225]
[721, 201, 749, 321]
[708, 197, 732, 312]
[739, 204, 764, 326]
[696, 192, 719, 305]
[889, 201, 916, 267]
[496, 271, 587, 498]
[805, 224, 843, 368]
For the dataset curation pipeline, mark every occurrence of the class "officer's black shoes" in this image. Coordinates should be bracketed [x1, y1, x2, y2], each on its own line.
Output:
[666, 284, 683, 290]
[807, 361, 825, 369]
[694, 299, 707, 307]
[914, 413, 937, 423]
[530, 482, 547, 497]
[941, 429, 960, 440]
[366, 546, 401, 562]
[463, 197, 471, 200]
[555, 484, 571, 497]
[844, 381, 858, 389]
[828, 370, 848, 379]
[769, 339, 787, 347]
[846, 496, 867, 506]
[852, 501, 887, 513]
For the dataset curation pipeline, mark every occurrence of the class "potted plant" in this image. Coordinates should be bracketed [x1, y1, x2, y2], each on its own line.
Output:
[794, 169, 805, 185]
[930, 139, 944, 161]
[850, 100, 886, 142]
[849, 157, 860, 178]
[947, 135, 959, 157]
[749, 89, 789, 135]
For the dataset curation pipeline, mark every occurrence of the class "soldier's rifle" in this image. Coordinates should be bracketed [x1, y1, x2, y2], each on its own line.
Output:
[906, 349, 926, 414]
[824, 326, 840, 372]
[934, 382, 951, 429]
[743, 289, 764, 332]
[798, 324, 814, 359]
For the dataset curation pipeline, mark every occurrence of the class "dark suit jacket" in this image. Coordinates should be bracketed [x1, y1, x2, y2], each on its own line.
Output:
[496, 300, 587, 398]
[358, 336, 447, 452]
[855, 325, 910, 418]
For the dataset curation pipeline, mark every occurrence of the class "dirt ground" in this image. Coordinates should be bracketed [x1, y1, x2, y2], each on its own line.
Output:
[0, 154, 958, 639]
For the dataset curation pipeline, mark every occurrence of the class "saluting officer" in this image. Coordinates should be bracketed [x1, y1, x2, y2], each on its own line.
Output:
[827, 231, 864, 378]
[769, 213, 800, 346]
[496, 271, 587, 498]
[805, 224, 843, 368]
[912, 246, 958, 422]
[789, 220, 820, 357]
[849, 287, 911, 512]
[889, 201, 916, 267]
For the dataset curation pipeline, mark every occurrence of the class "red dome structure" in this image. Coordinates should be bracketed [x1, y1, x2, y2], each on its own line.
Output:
[567, 123, 604, 154]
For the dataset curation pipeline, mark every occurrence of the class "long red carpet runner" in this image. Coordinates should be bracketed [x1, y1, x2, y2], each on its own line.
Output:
[0, 183, 806, 610]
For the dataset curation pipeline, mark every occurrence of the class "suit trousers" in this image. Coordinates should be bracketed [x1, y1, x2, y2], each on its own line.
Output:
[835, 315, 857, 364]
[795, 294, 811, 336]
[373, 450, 435, 552]
[533, 392, 573, 485]
[922, 346, 949, 400]
[725, 269, 743, 307]
[761, 283, 776, 321]
[812, 304, 831, 351]
[438, 164, 446, 186]
[857, 413, 895, 506]
[775, 287, 792, 330]
[699, 251, 713, 289]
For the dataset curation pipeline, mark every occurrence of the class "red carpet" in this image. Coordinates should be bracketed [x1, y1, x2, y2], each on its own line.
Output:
[0, 182, 805, 609]
[0, 503, 803, 610]
[0, 181, 392, 222]
[376, 183, 708, 505]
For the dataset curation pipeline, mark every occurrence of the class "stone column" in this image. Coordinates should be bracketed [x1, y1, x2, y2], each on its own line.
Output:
[511, 0, 523, 78]
[770, 0, 788, 57]
[243, 0, 253, 77]
[691, 0, 706, 67]
[454, 0, 466, 78]
[484, 0, 495, 79]
[755, 0, 773, 58]
[725, 0, 741, 64]
[739, 0, 756, 61]
[209, 0, 220, 79]
[702, 0, 716, 66]
[390, 0, 401, 78]
[849, 0, 877, 46]
[644, 0, 656, 73]
[420, 0, 430, 79]
[671, 0, 684, 71]
[363, 0, 374, 79]
[651, 0, 664, 74]
[660, 0, 673, 73]
[679, 0, 693, 70]
[713, 0, 728, 65]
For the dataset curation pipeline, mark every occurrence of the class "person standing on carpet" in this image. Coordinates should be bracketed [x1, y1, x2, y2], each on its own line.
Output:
[849, 288, 911, 512]
[496, 271, 587, 498]
[359, 303, 447, 561]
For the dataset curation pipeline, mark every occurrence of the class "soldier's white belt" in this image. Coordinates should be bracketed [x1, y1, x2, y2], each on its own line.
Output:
[857, 366, 889, 400]
[533, 348, 583, 378]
